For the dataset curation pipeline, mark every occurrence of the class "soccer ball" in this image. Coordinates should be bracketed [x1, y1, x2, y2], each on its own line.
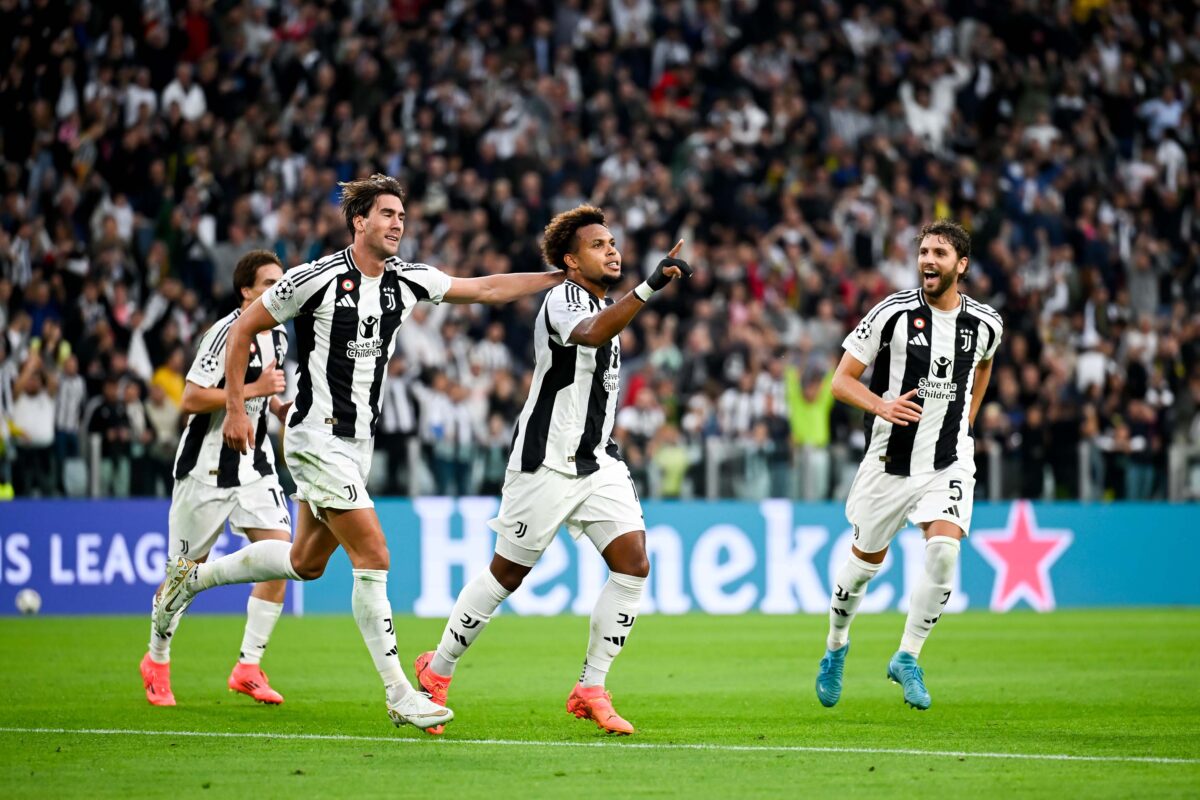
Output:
[15, 588, 42, 615]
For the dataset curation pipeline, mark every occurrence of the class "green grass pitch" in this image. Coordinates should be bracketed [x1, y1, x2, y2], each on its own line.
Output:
[2, 610, 1197, 798]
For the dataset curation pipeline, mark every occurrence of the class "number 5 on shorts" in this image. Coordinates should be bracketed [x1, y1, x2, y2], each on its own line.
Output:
[949, 479, 963, 501]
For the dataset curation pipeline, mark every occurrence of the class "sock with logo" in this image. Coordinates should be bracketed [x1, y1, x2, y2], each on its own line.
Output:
[147, 602, 184, 664]
[827, 553, 884, 651]
[351, 569, 411, 699]
[581, 572, 646, 688]
[237, 596, 285, 665]
[192, 540, 301, 592]
[899, 536, 961, 657]
[431, 569, 512, 677]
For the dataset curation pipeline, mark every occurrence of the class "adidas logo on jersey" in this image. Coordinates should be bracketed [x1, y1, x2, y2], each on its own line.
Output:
[336, 295, 356, 308]
[908, 332, 930, 347]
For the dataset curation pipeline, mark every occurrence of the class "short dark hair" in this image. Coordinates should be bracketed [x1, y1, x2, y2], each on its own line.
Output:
[232, 249, 283, 299]
[914, 219, 971, 261]
[541, 205, 607, 270]
[339, 173, 406, 236]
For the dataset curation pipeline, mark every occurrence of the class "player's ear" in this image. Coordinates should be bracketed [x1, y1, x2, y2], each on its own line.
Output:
[563, 252, 578, 271]
[957, 257, 968, 276]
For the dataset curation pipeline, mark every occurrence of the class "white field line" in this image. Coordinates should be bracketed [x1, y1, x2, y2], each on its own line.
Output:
[0, 727, 1196, 766]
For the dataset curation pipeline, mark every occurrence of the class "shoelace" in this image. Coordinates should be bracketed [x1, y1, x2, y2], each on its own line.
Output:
[905, 663, 926, 689]
[821, 654, 845, 680]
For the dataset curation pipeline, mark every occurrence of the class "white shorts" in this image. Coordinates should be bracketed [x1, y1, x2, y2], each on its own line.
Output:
[168, 475, 292, 561]
[284, 424, 374, 519]
[488, 461, 645, 567]
[845, 461, 975, 553]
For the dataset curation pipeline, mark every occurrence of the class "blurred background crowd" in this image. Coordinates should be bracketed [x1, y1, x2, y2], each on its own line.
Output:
[2, 0, 1200, 501]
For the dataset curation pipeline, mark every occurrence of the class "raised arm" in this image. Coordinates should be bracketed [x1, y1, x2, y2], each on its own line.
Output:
[443, 270, 566, 304]
[831, 351, 923, 427]
[221, 299, 280, 452]
[569, 240, 692, 348]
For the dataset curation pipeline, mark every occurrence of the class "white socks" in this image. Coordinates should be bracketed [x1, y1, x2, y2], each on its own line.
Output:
[351, 569, 411, 699]
[900, 536, 961, 657]
[581, 572, 646, 688]
[238, 596, 284, 665]
[147, 604, 184, 664]
[192, 540, 301, 592]
[431, 570, 512, 676]
[827, 553, 884, 651]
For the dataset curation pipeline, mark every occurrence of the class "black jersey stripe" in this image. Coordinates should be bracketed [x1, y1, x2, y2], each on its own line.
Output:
[398, 275, 430, 302]
[573, 296, 612, 475]
[368, 271, 406, 435]
[884, 305, 931, 476]
[326, 267, 362, 437]
[862, 308, 907, 453]
[204, 313, 239, 355]
[520, 304, 579, 472]
[251, 330, 282, 479]
[289, 280, 336, 428]
[173, 412, 212, 479]
[933, 314, 982, 470]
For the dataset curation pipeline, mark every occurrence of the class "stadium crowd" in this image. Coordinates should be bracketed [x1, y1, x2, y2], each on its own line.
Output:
[1, 0, 1199, 501]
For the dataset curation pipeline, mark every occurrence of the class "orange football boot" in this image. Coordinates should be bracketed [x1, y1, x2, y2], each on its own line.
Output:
[413, 651, 452, 735]
[566, 684, 635, 735]
[140, 653, 176, 707]
[228, 662, 284, 704]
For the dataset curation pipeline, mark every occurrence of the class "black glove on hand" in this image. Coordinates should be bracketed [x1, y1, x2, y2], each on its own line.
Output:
[647, 255, 693, 290]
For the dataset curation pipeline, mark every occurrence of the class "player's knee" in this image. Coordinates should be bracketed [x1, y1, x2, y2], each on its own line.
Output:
[622, 552, 650, 578]
[924, 536, 961, 583]
[291, 557, 325, 581]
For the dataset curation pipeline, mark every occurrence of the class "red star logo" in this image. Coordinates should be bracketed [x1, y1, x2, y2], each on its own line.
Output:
[971, 501, 1073, 612]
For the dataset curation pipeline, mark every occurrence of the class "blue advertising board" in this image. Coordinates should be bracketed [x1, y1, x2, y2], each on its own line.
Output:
[1, 498, 1197, 615]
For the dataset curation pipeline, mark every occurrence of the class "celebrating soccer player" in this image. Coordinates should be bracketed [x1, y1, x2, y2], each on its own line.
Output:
[152, 174, 565, 731]
[140, 250, 292, 707]
[815, 220, 1002, 710]
[413, 205, 692, 735]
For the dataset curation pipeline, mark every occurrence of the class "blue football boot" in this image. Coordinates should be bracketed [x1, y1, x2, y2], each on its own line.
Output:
[887, 651, 931, 710]
[815, 642, 849, 707]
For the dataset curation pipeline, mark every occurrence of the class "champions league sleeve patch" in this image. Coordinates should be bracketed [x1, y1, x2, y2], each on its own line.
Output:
[854, 319, 872, 340]
[198, 352, 220, 373]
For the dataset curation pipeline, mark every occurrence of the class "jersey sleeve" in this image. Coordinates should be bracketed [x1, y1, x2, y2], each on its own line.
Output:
[262, 262, 335, 323]
[544, 284, 595, 345]
[398, 263, 453, 304]
[185, 318, 232, 388]
[842, 304, 889, 366]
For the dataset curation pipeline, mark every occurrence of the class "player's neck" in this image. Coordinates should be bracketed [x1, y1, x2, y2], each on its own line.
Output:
[926, 285, 961, 312]
[570, 274, 608, 299]
[349, 240, 386, 277]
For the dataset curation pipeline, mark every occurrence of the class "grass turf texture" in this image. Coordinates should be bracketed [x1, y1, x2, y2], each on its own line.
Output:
[1, 611, 1197, 798]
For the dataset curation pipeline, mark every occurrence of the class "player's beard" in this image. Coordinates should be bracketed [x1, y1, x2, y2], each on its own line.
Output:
[600, 271, 621, 287]
[923, 269, 957, 299]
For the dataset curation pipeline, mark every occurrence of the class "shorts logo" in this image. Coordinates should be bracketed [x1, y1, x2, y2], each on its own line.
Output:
[514, 521, 528, 538]
[344, 484, 359, 502]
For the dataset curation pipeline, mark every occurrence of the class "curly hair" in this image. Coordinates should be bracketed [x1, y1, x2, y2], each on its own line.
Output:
[914, 219, 971, 273]
[339, 173, 406, 236]
[540, 205, 607, 270]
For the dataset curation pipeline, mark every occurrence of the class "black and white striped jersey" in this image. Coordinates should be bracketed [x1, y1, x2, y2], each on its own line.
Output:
[173, 309, 289, 487]
[507, 280, 622, 476]
[844, 289, 1003, 477]
[262, 247, 451, 440]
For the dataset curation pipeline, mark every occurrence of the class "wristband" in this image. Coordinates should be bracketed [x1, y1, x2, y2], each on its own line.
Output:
[633, 281, 655, 302]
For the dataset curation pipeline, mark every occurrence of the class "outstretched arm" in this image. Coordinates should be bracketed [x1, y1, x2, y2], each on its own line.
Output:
[831, 351, 923, 427]
[569, 240, 692, 347]
[443, 270, 566, 304]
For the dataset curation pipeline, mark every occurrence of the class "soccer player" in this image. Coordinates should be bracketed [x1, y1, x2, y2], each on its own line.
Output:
[815, 220, 1002, 710]
[413, 205, 692, 736]
[152, 174, 565, 731]
[140, 249, 292, 707]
